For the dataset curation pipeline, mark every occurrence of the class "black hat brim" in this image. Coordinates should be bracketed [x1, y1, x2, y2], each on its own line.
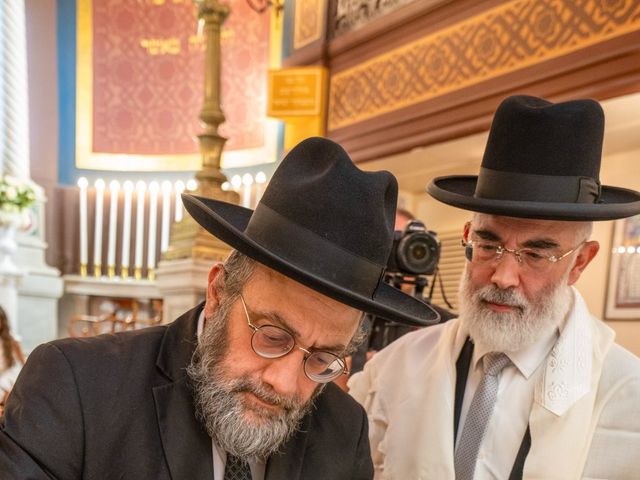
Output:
[183, 194, 439, 327]
[428, 176, 640, 221]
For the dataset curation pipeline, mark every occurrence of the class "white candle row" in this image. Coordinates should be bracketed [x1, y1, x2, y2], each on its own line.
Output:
[614, 245, 640, 254]
[77, 178, 196, 279]
[222, 171, 268, 208]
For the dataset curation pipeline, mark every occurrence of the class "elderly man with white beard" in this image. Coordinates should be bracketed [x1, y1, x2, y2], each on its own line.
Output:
[348, 95, 640, 480]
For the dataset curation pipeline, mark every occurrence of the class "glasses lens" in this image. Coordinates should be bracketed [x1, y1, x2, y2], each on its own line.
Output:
[252, 325, 295, 359]
[304, 352, 346, 383]
[517, 248, 547, 269]
[467, 241, 499, 263]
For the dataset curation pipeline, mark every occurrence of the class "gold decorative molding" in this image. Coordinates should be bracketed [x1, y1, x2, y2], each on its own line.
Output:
[328, 0, 640, 130]
[293, 0, 325, 50]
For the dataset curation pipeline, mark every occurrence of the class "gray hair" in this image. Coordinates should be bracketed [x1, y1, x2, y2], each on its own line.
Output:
[214, 250, 257, 300]
[572, 221, 593, 244]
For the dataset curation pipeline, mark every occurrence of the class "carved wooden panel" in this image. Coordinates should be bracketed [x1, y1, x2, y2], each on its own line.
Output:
[294, 0, 326, 49]
[328, 0, 640, 131]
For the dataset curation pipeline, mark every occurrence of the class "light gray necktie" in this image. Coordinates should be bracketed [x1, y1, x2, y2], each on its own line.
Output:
[454, 352, 511, 480]
[223, 454, 252, 480]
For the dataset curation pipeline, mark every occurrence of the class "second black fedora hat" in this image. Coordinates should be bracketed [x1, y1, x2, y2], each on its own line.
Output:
[183, 137, 439, 327]
[427, 95, 640, 221]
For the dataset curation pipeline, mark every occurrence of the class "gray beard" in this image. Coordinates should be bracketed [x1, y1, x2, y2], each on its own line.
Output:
[186, 299, 321, 460]
[458, 265, 572, 352]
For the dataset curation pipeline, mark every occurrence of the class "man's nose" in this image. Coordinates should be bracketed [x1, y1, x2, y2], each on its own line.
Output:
[490, 252, 521, 290]
[260, 349, 306, 397]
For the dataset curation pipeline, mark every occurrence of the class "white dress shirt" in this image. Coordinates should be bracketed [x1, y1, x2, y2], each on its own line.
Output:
[457, 329, 558, 479]
[197, 312, 266, 480]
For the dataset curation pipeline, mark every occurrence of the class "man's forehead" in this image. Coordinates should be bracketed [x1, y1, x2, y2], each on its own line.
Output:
[472, 214, 573, 232]
[247, 264, 361, 319]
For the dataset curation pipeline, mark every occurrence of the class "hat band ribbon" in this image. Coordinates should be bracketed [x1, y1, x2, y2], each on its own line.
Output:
[475, 167, 602, 203]
[245, 203, 385, 298]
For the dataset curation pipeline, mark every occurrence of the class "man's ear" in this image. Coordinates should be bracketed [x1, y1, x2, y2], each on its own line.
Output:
[204, 264, 225, 319]
[463, 221, 471, 241]
[567, 241, 599, 285]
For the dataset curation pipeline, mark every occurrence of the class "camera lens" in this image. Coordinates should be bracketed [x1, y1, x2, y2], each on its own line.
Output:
[396, 232, 441, 275]
[410, 243, 427, 261]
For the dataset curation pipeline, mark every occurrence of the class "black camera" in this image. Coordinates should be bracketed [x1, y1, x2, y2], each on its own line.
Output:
[386, 220, 441, 276]
[351, 220, 453, 373]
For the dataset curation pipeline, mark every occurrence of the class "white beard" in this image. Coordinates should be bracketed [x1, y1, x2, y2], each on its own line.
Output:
[457, 265, 572, 352]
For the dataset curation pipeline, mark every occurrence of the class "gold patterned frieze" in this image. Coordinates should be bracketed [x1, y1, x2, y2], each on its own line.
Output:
[293, 0, 325, 50]
[328, 0, 640, 130]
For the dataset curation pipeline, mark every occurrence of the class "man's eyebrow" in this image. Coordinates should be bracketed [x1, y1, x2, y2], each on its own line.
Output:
[473, 229, 501, 242]
[256, 310, 348, 354]
[521, 238, 560, 249]
[473, 229, 560, 249]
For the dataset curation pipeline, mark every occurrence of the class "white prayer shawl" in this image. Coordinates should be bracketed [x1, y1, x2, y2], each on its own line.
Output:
[349, 287, 640, 479]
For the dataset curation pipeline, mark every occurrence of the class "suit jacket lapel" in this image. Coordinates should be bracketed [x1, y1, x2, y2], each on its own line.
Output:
[153, 304, 214, 480]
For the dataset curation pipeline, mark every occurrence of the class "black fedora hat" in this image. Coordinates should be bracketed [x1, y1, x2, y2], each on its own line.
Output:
[183, 137, 439, 327]
[427, 95, 640, 221]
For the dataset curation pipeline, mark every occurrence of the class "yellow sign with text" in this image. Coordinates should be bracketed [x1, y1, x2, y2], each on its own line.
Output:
[268, 67, 326, 117]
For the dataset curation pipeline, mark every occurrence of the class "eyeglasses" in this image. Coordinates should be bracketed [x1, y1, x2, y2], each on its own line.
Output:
[238, 294, 348, 383]
[461, 237, 584, 271]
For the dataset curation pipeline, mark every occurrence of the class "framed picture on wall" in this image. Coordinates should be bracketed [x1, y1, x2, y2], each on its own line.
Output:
[606, 214, 640, 319]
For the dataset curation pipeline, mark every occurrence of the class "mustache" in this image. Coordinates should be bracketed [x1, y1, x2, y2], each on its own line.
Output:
[231, 376, 302, 412]
[476, 286, 527, 312]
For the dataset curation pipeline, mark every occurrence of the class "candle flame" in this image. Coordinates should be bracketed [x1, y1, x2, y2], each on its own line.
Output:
[186, 179, 198, 191]
[242, 173, 254, 186]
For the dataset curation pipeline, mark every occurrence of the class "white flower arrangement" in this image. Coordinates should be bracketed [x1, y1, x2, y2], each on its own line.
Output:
[0, 176, 40, 228]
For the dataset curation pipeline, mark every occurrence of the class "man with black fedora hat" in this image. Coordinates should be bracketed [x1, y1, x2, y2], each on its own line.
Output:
[350, 95, 640, 479]
[0, 137, 438, 479]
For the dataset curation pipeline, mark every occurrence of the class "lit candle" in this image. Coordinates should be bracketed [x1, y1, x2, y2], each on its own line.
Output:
[255, 171, 267, 204]
[231, 175, 242, 193]
[121, 181, 134, 278]
[174, 180, 185, 222]
[134, 181, 146, 279]
[147, 181, 159, 279]
[93, 179, 106, 277]
[107, 180, 120, 278]
[161, 180, 172, 252]
[77, 177, 88, 276]
[186, 178, 198, 192]
[242, 173, 253, 208]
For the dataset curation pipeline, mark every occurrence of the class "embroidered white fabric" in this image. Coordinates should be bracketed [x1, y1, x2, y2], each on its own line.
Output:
[535, 289, 593, 416]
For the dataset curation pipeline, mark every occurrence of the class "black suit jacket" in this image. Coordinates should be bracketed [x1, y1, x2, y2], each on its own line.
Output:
[0, 305, 374, 479]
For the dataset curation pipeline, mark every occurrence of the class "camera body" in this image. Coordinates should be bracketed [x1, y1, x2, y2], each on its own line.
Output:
[386, 220, 441, 276]
[351, 220, 451, 373]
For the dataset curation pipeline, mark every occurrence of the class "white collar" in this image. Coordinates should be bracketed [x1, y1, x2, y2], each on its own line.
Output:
[197, 309, 205, 338]
[472, 326, 558, 380]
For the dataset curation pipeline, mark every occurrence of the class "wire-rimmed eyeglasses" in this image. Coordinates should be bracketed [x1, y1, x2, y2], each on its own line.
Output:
[461, 238, 585, 271]
[238, 294, 348, 383]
